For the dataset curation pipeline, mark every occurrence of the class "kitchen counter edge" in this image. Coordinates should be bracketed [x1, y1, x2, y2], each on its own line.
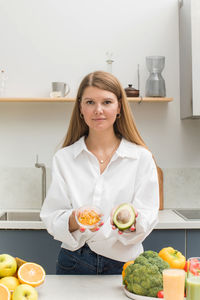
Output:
[0, 209, 200, 229]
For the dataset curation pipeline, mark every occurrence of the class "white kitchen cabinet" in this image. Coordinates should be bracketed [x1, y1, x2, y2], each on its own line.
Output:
[179, 0, 200, 119]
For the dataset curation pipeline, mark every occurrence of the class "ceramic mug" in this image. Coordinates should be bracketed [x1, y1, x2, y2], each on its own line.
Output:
[51, 82, 70, 97]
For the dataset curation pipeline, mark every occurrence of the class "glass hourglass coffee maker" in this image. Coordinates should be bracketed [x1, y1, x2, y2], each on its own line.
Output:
[145, 56, 166, 97]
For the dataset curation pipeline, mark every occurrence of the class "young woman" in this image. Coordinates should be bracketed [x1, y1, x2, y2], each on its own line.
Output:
[40, 71, 159, 275]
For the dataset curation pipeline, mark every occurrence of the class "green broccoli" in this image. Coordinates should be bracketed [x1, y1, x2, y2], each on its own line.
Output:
[140, 250, 170, 273]
[124, 250, 170, 297]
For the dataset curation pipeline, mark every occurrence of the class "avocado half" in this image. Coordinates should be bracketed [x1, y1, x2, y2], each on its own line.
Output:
[113, 203, 135, 230]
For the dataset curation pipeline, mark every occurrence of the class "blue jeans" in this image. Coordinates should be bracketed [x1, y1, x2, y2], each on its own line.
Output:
[56, 244, 125, 275]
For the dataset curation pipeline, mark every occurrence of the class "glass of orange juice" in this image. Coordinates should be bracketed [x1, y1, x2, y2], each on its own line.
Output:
[163, 268, 185, 300]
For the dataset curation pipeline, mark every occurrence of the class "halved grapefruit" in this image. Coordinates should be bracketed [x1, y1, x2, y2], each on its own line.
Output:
[0, 283, 11, 300]
[18, 262, 45, 287]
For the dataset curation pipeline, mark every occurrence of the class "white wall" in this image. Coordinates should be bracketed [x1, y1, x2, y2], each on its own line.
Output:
[1, 0, 200, 171]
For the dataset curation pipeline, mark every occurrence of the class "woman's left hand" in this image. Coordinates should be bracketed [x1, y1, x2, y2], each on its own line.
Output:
[110, 204, 138, 235]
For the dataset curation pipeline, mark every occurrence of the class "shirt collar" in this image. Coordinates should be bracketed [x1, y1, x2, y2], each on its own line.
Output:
[116, 138, 139, 160]
[73, 136, 88, 158]
[73, 136, 139, 160]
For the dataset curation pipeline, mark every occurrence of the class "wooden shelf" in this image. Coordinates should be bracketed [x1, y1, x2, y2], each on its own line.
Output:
[0, 97, 75, 102]
[0, 97, 173, 103]
[127, 97, 173, 102]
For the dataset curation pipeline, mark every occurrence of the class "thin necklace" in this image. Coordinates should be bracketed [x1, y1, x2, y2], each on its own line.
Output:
[98, 141, 120, 164]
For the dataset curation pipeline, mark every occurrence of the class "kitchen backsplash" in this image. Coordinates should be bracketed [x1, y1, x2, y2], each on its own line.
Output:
[163, 168, 200, 208]
[0, 167, 199, 210]
[0, 167, 51, 209]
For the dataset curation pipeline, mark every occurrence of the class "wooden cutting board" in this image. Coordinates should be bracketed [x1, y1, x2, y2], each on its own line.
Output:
[157, 166, 164, 210]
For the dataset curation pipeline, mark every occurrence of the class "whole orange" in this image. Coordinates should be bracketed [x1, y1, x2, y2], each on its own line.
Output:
[122, 260, 134, 284]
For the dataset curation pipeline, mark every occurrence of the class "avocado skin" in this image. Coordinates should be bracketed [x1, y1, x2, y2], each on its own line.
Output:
[113, 203, 135, 230]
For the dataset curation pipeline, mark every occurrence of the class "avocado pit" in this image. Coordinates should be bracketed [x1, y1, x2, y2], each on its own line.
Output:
[116, 209, 131, 224]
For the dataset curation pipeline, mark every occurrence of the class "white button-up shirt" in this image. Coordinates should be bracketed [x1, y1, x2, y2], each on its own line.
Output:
[40, 136, 159, 262]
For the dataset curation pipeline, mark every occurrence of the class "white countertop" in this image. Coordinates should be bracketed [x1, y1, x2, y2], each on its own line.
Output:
[35, 274, 187, 300]
[155, 209, 200, 229]
[36, 275, 126, 300]
[0, 209, 200, 229]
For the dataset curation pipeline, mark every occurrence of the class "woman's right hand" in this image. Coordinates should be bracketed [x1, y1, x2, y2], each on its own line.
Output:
[69, 210, 80, 233]
[69, 210, 104, 233]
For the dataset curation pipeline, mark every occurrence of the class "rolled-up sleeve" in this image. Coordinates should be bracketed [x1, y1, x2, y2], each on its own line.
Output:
[117, 153, 159, 246]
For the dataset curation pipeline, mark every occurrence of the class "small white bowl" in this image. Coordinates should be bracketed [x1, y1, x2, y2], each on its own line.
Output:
[75, 205, 103, 229]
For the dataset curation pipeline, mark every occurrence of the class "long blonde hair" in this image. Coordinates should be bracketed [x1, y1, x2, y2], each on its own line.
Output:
[62, 70, 147, 148]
